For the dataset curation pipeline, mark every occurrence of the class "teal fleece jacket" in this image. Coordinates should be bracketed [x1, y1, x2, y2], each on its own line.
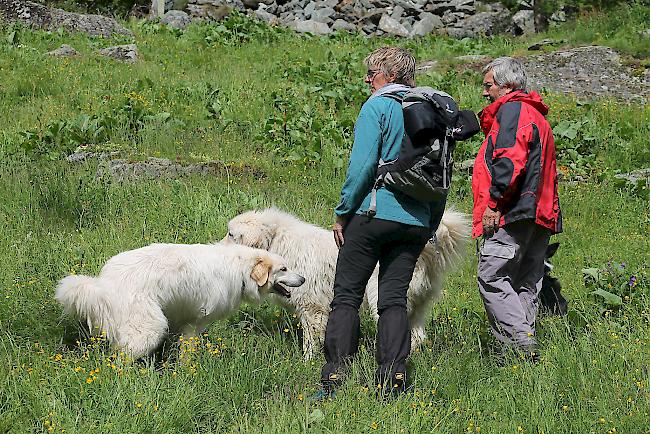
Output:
[335, 87, 445, 229]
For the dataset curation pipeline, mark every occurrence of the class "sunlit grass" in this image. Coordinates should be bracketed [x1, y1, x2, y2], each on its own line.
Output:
[0, 6, 648, 433]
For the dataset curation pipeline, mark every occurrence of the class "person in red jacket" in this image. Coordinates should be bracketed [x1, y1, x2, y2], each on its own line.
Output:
[472, 57, 562, 359]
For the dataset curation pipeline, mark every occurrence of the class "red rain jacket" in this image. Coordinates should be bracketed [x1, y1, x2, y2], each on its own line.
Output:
[471, 90, 562, 238]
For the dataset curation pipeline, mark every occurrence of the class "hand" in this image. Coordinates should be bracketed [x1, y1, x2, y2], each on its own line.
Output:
[332, 215, 348, 248]
[482, 207, 501, 238]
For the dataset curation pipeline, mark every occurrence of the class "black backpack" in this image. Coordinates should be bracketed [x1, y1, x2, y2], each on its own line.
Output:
[367, 87, 480, 216]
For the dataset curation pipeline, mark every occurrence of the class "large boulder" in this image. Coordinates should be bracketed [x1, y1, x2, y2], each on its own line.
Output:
[0, 0, 132, 38]
[331, 18, 357, 32]
[99, 44, 139, 63]
[523, 46, 649, 103]
[310, 6, 335, 24]
[447, 4, 511, 38]
[161, 10, 192, 29]
[512, 9, 534, 35]
[378, 14, 409, 37]
[291, 19, 332, 34]
[410, 12, 443, 37]
[47, 44, 79, 57]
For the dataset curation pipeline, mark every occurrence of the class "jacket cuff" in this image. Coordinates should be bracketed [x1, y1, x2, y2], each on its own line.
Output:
[487, 197, 499, 210]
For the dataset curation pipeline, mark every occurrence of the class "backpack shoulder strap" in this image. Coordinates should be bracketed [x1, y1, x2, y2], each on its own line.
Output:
[379, 92, 404, 104]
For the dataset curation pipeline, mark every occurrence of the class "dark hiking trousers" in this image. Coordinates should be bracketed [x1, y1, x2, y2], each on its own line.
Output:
[320, 214, 429, 392]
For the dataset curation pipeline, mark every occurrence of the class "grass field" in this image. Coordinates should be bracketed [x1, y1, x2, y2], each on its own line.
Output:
[0, 3, 648, 433]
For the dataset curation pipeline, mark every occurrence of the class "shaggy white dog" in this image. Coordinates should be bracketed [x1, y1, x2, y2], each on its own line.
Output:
[224, 208, 470, 360]
[55, 243, 305, 359]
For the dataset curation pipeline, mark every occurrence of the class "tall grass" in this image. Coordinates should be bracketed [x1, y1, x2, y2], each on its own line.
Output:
[1, 8, 649, 434]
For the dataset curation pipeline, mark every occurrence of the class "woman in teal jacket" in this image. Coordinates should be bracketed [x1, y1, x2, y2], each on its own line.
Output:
[317, 47, 446, 399]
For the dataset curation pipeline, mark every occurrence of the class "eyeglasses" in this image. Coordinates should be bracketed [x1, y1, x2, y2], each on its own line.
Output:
[366, 69, 381, 79]
[483, 82, 496, 90]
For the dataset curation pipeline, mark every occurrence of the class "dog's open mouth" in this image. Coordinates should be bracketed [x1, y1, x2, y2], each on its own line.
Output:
[272, 282, 291, 298]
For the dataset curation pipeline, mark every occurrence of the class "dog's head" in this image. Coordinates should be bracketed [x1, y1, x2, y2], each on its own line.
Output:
[247, 251, 305, 302]
[544, 242, 560, 274]
[223, 210, 277, 250]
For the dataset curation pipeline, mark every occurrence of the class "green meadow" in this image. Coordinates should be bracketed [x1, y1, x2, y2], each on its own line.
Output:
[0, 3, 648, 433]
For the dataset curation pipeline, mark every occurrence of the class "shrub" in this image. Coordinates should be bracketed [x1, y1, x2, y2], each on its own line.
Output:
[583, 261, 648, 312]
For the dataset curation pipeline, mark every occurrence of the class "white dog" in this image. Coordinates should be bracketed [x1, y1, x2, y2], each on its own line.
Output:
[55, 243, 305, 359]
[224, 208, 470, 360]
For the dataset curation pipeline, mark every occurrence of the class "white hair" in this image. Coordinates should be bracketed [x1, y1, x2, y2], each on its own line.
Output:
[483, 57, 527, 91]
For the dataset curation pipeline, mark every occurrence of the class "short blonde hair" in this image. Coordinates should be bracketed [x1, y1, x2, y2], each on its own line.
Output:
[364, 46, 416, 87]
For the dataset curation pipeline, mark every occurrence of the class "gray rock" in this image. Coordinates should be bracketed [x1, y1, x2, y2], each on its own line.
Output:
[527, 38, 564, 51]
[512, 9, 534, 35]
[254, 8, 277, 22]
[317, 0, 337, 7]
[441, 10, 464, 25]
[96, 157, 265, 182]
[523, 46, 649, 103]
[378, 14, 408, 37]
[98, 44, 139, 63]
[310, 6, 334, 23]
[391, 4, 404, 19]
[241, 0, 260, 8]
[361, 22, 377, 34]
[47, 44, 79, 57]
[416, 59, 438, 74]
[331, 18, 357, 31]
[426, 0, 473, 15]
[187, 4, 237, 20]
[258, 2, 277, 13]
[396, 0, 421, 15]
[0, 0, 132, 38]
[161, 10, 192, 29]
[66, 151, 121, 163]
[303, 1, 315, 17]
[455, 54, 489, 63]
[549, 9, 565, 25]
[447, 8, 511, 38]
[292, 19, 332, 34]
[615, 168, 650, 185]
[410, 12, 442, 36]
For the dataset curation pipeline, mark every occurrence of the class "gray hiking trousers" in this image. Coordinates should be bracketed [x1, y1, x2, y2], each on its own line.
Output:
[477, 219, 551, 350]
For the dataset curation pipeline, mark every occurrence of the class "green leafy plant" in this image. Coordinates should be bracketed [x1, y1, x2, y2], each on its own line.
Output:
[193, 11, 289, 46]
[552, 118, 597, 180]
[280, 51, 369, 109]
[134, 18, 184, 37]
[256, 90, 353, 168]
[18, 115, 114, 160]
[583, 261, 647, 312]
[17, 90, 171, 160]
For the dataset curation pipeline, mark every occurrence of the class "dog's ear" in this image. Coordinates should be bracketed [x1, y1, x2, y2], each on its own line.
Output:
[251, 256, 272, 287]
[546, 242, 560, 259]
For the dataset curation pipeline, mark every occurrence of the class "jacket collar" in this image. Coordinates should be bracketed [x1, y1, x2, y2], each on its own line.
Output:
[371, 83, 411, 98]
[478, 90, 549, 135]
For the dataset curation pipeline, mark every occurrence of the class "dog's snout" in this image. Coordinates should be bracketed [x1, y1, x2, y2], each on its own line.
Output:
[281, 272, 305, 287]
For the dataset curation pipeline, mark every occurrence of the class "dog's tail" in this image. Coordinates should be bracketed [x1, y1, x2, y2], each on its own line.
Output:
[55, 275, 114, 338]
[426, 207, 471, 273]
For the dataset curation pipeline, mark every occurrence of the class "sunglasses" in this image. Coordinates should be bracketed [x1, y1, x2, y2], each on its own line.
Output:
[483, 82, 497, 90]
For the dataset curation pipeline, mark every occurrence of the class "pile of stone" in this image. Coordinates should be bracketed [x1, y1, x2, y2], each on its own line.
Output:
[523, 46, 650, 104]
[174, 0, 516, 38]
[0, 0, 132, 38]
